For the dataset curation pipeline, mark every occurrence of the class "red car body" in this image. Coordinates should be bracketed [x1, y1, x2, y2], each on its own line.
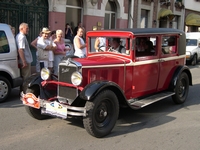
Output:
[21, 28, 192, 137]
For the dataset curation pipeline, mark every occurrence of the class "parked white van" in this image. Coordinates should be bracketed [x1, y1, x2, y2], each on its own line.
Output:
[0, 23, 23, 102]
[186, 32, 200, 65]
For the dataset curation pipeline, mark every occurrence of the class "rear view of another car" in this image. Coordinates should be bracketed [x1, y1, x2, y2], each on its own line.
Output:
[0, 23, 23, 102]
[186, 32, 200, 65]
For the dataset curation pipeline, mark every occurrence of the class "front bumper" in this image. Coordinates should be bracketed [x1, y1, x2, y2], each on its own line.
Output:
[20, 92, 86, 119]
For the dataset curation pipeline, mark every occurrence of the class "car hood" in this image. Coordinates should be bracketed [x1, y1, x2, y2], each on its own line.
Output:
[73, 54, 132, 66]
[186, 46, 198, 52]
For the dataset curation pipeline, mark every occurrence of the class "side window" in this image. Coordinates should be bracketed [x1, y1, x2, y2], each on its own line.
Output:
[162, 36, 177, 54]
[135, 36, 156, 57]
[0, 31, 10, 54]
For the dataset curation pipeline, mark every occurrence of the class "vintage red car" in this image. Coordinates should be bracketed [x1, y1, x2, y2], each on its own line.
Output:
[21, 28, 192, 138]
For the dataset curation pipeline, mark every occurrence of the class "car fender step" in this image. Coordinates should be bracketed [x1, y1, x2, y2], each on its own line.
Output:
[128, 91, 175, 110]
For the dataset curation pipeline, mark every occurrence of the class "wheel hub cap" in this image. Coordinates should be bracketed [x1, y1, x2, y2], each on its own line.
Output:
[0, 80, 8, 98]
[100, 109, 107, 117]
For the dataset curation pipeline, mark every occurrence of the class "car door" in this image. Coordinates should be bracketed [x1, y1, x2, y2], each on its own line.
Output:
[157, 35, 179, 91]
[132, 36, 159, 98]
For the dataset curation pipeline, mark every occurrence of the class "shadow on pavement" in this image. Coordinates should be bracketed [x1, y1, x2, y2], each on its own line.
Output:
[0, 87, 23, 108]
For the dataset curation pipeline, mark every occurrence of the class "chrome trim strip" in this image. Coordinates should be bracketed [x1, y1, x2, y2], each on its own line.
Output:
[82, 55, 185, 68]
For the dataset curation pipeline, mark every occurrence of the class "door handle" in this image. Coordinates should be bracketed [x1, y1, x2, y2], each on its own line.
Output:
[159, 59, 165, 62]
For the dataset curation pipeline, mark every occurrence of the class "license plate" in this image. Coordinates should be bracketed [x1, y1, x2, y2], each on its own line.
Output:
[44, 101, 67, 119]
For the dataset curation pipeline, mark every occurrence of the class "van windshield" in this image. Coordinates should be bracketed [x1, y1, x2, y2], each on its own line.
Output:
[186, 39, 197, 46]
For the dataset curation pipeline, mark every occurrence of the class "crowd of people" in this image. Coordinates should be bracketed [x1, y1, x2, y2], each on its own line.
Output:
[15, 21, 129, 84]
[15, 22, 87, 82]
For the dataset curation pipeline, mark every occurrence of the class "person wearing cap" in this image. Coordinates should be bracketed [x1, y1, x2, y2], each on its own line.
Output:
[16, 22, 33, 80]
[37, 27, 56, 72]
[110, 38, 126, 54]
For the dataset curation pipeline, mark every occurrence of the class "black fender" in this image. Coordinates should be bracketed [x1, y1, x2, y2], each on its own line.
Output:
[169, 65, 192, 91]
[22, 73, 42, 91]
[79, 81, 127, 104]
[22, 73, 48, 99]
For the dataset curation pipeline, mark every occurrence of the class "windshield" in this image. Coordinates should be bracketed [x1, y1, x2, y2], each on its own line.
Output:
[186, 39, 197, 46]
[88, 37, 131, 55]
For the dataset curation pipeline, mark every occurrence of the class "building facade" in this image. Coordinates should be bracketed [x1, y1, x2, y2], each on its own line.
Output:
[1, 0, 200, 66]
[49, 0, 186, 33]
[185, 0, 200, 32]
[0, 0, 189, 42]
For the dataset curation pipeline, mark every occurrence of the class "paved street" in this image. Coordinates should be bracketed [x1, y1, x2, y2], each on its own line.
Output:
[0, 65, 200, 150]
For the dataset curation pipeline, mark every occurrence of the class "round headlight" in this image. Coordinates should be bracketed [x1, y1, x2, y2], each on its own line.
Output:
[40, 68, 50, 80]
[71, 71, 82, 86]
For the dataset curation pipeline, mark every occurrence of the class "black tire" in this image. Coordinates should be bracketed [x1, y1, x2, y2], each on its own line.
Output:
[172, 72, 189, 104]
[25, 87, 50, 120]
[191, 54, 197, 66]
[0, 76, 11, 102]
[83, 90, 119, 138]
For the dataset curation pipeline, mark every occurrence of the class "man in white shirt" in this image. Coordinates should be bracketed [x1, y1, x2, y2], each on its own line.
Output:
[16, 22, 33, 80]
[37, 27, 56, 72]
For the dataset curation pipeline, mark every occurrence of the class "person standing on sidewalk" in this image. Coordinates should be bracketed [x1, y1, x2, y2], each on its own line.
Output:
[16, 22, 33, 80]
[53, 29, 69, 75]
[73, 27, 86, 58]
[37, 27, 56, 72]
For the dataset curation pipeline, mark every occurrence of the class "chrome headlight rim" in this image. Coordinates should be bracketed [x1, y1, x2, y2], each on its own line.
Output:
[71, 71, 82, 86]
[40, 68, 51, 81]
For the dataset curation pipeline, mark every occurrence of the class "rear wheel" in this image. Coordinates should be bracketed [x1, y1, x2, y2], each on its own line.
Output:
[0, 76, 11, 102]
[25, 87, 49, 120]
[172, 72, 189, 104]
[83, 90, 119, 138]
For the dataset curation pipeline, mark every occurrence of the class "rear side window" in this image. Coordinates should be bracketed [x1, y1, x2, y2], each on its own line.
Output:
[0, 31, 10, 54]
[162, 36, 177, 54]
[135, 36, 157, 57]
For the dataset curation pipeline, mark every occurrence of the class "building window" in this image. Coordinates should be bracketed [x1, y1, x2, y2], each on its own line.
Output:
[104, 0, 117, 29]
[66, 0, 83, 30]
[141, 9, 149, 28]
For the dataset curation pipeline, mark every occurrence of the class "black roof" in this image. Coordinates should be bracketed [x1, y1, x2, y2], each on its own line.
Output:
[100, 28, 185, 35]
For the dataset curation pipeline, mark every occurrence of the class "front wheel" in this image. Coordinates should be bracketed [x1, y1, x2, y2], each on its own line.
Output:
[172, 72, 189, 104]
[83, 90, 119, 138]
[25, 87, 50, 120]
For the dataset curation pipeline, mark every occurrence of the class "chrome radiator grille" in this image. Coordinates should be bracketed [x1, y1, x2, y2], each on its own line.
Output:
[58, 63, 78, 100]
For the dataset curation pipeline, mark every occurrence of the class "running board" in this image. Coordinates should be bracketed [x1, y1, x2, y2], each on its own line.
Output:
[128, 91, 175, 110]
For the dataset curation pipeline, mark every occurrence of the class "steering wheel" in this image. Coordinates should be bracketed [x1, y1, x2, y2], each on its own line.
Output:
[108, 46, 119, 53]
[97, 45, 107, 52]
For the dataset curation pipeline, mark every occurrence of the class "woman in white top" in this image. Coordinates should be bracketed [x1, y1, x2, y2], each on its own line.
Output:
[73, 27, 86, 58]
[94, 37, 106, 52]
